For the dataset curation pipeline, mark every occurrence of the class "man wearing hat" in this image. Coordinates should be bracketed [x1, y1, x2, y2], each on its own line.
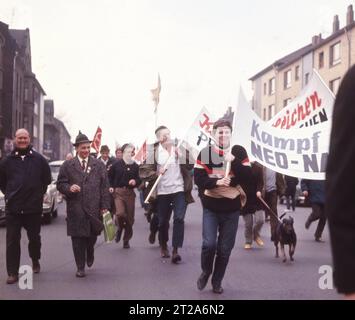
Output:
[57, 131, 110, 278]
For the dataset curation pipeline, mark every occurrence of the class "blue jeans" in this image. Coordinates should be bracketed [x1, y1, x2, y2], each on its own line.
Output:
[157, 192, 187, 248]
[201, 208, 240, 287]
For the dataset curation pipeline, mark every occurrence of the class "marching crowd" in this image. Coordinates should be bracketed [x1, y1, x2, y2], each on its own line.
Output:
[0, 121, 328, 294]
[1, 65, 355, 298]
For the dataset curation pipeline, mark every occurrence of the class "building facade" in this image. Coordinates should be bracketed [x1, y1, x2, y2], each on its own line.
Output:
[250, 5, 355, 120]
[0, 22, 17, 158]
[43, 100, 72, 161]
[0, 21, 72, 159]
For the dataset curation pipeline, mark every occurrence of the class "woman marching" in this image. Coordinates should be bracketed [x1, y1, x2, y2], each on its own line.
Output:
[108, 143, 141, 249]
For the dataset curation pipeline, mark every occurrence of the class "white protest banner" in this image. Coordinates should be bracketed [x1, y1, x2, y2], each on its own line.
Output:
[268, 70, 335, 129]
[233, 89, 330, 180]
[182, 107, 216, 159]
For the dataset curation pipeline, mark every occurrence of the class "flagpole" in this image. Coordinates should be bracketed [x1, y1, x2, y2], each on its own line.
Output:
[154, 107, 158, 129]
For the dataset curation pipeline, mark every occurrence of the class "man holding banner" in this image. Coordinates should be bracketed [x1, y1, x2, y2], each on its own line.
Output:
[194, 119, 252, 294]
[140, 126, 194, 263]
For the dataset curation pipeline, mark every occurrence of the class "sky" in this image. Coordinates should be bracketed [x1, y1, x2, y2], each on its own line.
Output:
[0, 0, 354, 151]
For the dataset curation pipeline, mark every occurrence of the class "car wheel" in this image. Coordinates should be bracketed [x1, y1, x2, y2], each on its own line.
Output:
[43, 212, 52, 225]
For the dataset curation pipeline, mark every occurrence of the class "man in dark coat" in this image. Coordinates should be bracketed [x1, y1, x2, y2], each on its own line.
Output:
[301, 179, 326, 242]
[284, 175, 299, 211]
[326, 65, 355, 298]
[57, 131, 110, 278]
[0, 128, 51, 284]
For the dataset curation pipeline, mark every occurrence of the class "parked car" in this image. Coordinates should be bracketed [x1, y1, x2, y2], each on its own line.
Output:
[0, 180, 59, 227]
[42, 180, 59, 224]
[49, 160, 65, 203]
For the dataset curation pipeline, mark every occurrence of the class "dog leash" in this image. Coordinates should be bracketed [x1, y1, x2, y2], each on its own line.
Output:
[258, 196, 283, 224]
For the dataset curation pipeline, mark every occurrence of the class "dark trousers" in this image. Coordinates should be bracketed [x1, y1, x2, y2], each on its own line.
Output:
[157, 192, 187, 248]
[6, 213, 42, 276]
[150, 213, 159, 234]
[201, 208, 240, 287]
[71, 236, 97, 270]
[307, 203, 326, 239]
[264, 190, 278, 240]
[286, 192, 296, 211]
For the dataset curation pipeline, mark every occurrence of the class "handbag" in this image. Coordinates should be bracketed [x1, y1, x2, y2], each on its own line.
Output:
[87, 213, 104, 236]
[204, 185, 247, 207]
[102, 212, 116, 242]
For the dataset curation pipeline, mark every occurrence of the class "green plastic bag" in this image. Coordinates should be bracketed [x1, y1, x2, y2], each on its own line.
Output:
[103, 212, 116, 243]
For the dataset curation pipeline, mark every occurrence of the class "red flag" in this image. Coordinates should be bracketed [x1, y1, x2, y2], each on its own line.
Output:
[91, 126, 102, 153]
[133, 140, 147, 163]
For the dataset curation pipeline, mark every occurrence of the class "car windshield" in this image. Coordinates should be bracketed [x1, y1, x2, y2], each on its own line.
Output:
[50, 166, 61, 182]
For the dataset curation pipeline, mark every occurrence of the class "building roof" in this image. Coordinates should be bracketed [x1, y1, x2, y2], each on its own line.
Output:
[249, 44, 313, 81]
[249, 21, 355, 81]
[9, 29, 28, 49]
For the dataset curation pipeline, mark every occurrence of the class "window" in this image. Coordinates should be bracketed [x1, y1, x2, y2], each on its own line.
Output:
[330, 78, 341, 94]
[268, 105, 275, 120]
[284, 70, 292, 89]
[305, 73, 310, 85]
[295, 66, 300, 81]
[330, 42, 341, 66]
[263, 108, 267, 120]
[319, 52, 324, 69]
[264, 83, 267, 95]
[269, 78, 275, 95]
[33, 124, 38, 138]
[283, 98, 292, 108]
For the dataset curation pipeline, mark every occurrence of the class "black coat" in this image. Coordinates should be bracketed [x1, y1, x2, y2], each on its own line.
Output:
[284, 175, 299, 196]
[241, 162, 264, 215]
[326, 65, 355, 294]
[57, 156, 110, 237]
[0, 147, 52, 215]
[301, 179, 325, 204]
[108, 159, 141, 188]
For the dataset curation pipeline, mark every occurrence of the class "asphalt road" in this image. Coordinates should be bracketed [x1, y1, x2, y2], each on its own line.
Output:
[0, 190, 341, 300]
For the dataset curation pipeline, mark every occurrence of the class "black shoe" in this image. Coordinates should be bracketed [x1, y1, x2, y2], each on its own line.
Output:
[32, 260, 41, 274]
[305, 219, 311, 229]
[76, 269, 86, 278]
[212, 285, 224, 294]
[123, 241, 130, 249]
[197, 272, 210, 291]
[148, 231, 156, 244]
[315, 237, 325, 243]
[171, 253, 182, 264]
[144, 212, 152, 223]
[87, 255, 94, 268]
[115, 229, 122, 243]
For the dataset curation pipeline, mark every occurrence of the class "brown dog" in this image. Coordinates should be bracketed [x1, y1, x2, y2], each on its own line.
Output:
[273, 214, 297, 263]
